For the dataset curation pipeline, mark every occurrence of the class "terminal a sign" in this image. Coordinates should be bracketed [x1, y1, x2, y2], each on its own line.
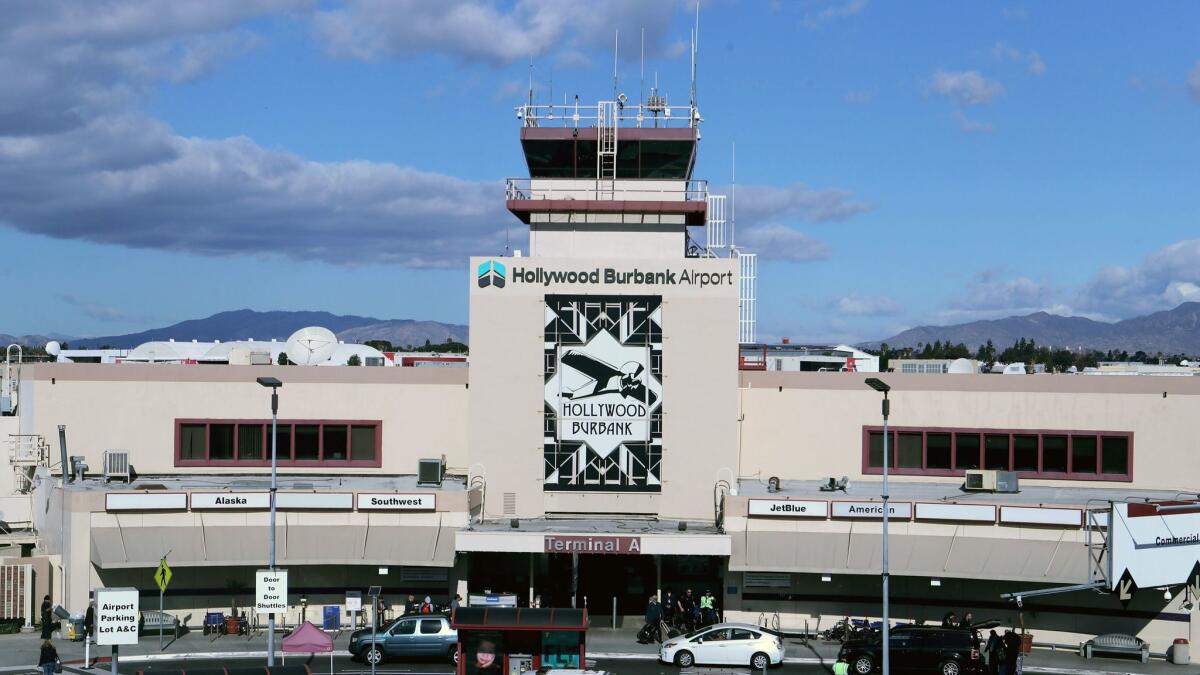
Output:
[255, 569, 288, 614]
[544, 535, 642, 554]
[95, 587, 139, 646]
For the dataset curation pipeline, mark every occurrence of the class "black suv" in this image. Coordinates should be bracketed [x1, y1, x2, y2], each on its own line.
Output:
[838, 626, 983, 675]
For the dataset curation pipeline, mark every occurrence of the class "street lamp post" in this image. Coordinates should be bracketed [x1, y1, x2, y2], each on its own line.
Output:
[256, 376, 283, 667]
[865, 377, 891, 675]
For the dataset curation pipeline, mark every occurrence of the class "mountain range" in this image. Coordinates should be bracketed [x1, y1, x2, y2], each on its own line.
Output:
[874, 302, 1200, 354]
[9, 310, 468, 350]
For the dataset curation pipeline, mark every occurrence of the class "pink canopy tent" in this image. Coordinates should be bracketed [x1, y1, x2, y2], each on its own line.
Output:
[282, 621, 335, 673]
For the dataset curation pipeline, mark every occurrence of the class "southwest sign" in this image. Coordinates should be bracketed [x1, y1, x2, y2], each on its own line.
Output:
[355, 493, 436, 510]
[544, 535, 642, 554]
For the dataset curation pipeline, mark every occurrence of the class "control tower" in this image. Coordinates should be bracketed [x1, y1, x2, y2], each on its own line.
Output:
[467, 86, 752, 523]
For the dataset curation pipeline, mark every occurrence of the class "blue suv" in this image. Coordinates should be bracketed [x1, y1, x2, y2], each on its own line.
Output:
[349, 614, 458, 665]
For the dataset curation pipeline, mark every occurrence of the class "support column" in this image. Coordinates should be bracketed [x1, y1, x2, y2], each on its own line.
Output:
[529, 554, 535, 607]
[655, 555, 662, 600]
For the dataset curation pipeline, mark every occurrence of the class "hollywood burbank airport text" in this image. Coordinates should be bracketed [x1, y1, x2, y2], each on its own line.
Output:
[513, 267, 733, 288]
[563, 401, 646, 435]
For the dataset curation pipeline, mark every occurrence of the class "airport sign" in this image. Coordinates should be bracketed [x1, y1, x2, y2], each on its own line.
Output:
[1110, 501, 1200, 591]
[255, 569, 288, 614]
[95, 587, 139, 646]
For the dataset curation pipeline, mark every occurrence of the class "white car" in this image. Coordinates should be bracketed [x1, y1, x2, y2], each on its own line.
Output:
[660, 622, 785, 669]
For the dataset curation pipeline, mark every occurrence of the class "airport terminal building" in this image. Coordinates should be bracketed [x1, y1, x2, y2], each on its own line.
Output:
[1, 96, 1198, 647]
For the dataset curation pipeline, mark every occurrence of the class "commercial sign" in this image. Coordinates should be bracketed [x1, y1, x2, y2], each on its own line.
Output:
[543, 295, 663, 492]
[831, 501, 913, 519]
[544, 535, 642, 554]
[105, 493, 187, 511]
[355, 493, 436, 510]
[255, 569, 288, 614]
[748, 499, 828, 518]
[95, 587, 139, 646]
[345, 591, 362, 612]
[914, 503, 997, 523]
[1109, 501, 1200, 591]
[190, 492, 270, 509]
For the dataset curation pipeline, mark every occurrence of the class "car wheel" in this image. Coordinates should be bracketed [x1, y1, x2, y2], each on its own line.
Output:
[365, 646, 383, 665]
[674, 650, 695, 668]
[448, 647, 460, 666]
[751, 652, 771, 670]
[938, 660, 961, 675]
[853, 655, 874, 674]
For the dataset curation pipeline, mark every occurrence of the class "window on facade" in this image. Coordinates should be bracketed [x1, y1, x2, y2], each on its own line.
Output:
[177, 420, 380, 466]
[1072, 436, 1097, 473]
[955, 433, 980, 470]
[294, 425, 319, 460]
[1101, 436, 1129, 475]
[863, 426, 1131, 481]
[984, 434, 1010, 470]
[1014, 435, 1039, 472]
[897, 433, 923, 468]
[1042, 436, 1068, 473]
[323, 425, 348, 461]
[209, 424, 235, 460]
[274, 425, 292, 461]
[868, 431, 891, 468]
[181, 424, 206, 460]
[351, 425, 376, 461]
[238, 425, 264, 460]
[927, 433, 952, 469]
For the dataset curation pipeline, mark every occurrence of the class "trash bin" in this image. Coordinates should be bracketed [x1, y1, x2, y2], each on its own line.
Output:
[323, 605, 340, 630]
[70, 618, 86, 641]
[1019, 633, 1034, 653]
[1171, 638, 1189, 665]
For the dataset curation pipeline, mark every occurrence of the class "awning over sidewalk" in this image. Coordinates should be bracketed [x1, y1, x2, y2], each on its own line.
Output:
[729, 519, 1085, 584]
[90, 511, 458, 568]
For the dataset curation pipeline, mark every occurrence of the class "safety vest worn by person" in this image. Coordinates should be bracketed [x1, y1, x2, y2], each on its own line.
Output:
[833, 662, 850, 675]
[699, 595, 714, 610]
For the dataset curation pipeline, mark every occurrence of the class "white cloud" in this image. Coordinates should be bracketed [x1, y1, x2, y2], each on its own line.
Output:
[927, 69, 1004, 106]
[312, 0, 683, 65]
[735, 224, 830, 263]
[0, 0, 512, 268]
[1188, 62, 1200, 101]
[733, 182, 874, 224]
[833, 292, 900, 316]
[1077, 239, 1200, 316]
[992, 41, 1045, 76]
[954, 111, 994, 133]
[803, 0, 869, 29]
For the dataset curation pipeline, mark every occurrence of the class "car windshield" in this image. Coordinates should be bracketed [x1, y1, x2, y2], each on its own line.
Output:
[684, 626, 717, 639]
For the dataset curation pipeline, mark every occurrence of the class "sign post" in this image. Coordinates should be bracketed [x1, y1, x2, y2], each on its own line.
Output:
[95, 587, 139, 675]
[367, 586, 382, 675]
[154, 557, 172, 649]
[346, 590, 362, 629]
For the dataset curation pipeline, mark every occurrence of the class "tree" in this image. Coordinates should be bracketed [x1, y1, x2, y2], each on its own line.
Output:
[347, 354, 362, 366]
[364, 340, 394, 353]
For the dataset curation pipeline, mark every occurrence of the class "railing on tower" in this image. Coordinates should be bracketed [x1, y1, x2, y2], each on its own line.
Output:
[596, 101, 618, 200]
[737, 252, 757, 344]
[505, 179, 708, 203]
[516, 101, 700, 129]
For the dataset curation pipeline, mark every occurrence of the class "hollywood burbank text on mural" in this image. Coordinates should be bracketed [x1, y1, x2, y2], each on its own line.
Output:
[514, 266, 733, 288]
[544, 295, 663, 492]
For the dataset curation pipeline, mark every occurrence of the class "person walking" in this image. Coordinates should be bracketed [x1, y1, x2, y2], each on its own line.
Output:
[38, 639, 59, 675]
[405, 594, 418, 615]
[420, 596, 434, 614]
[662, 591, 675, 631]
[1001, 630, 1021, 675]
[984, 629, 1000, 675]
[39, 595, 53, 640]
[639, 596, 663, 644]
[832, 655, 850, 675]
[960, 612, 974, 629]
[678, 589, 696, 632]
[451, 594, 462, 611]
[941, 611, 958, 628]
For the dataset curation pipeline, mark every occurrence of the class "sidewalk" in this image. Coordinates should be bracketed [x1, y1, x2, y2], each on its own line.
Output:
[0, 625, 1195, 675]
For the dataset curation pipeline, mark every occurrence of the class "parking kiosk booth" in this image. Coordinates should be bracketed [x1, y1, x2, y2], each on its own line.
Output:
[451, 607, 588, 675]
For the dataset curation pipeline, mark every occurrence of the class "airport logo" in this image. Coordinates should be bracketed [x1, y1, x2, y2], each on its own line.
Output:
[477, 259, 506, 288]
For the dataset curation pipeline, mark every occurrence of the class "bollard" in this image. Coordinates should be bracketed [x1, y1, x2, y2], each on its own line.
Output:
[612, 596, 617, 629]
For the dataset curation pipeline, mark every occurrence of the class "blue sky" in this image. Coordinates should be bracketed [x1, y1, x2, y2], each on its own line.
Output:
[1, 1, 1198, 342]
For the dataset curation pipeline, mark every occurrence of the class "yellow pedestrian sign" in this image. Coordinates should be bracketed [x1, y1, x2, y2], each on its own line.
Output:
[154, 559, 172, 593]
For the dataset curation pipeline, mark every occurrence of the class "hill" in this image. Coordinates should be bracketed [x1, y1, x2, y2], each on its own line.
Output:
[62, 309, 468, 349]
[874, 302, 1200, 354]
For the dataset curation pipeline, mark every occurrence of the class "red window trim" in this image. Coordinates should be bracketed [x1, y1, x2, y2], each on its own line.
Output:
[861, 426, 1133, 482]
[175, 419, 383, 468]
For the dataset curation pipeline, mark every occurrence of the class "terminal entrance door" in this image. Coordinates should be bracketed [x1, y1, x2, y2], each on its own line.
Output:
[578, 554, 655, 618]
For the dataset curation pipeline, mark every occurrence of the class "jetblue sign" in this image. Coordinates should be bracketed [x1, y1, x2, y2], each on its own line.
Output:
[748, 499, 828, 518]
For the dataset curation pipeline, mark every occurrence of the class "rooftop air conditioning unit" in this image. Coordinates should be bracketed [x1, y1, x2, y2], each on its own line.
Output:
[418, 457, 445, 486]
[963, 469, 997, 491]
[994, 470, 1019, 493]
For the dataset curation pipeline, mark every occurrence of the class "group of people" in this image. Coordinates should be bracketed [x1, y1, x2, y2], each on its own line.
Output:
[940, 611, 975, 628]
[639, 589, 721, 643]
[374, 593, 462, 624]
[37, 594, 96, 675]
[984, 629, 1026, 675]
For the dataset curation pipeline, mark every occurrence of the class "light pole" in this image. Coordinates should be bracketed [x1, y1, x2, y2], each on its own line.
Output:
[864, 377, 891, 675]
[256, 376, 282, 666]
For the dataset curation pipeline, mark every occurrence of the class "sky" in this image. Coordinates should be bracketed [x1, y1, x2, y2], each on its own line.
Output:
[1, 0, 1198, 343]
